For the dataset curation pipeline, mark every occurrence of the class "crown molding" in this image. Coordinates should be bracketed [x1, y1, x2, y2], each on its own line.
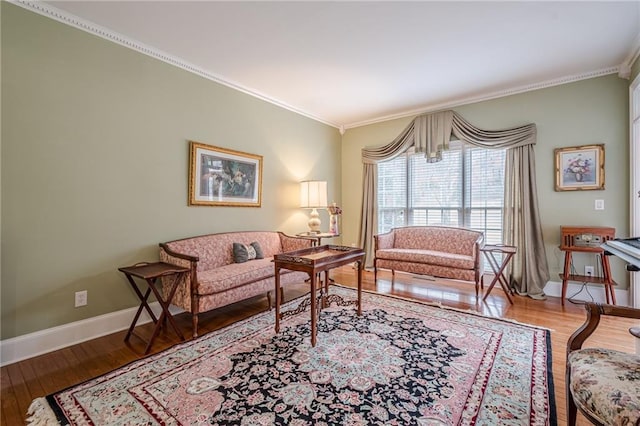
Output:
[343, 67, 620, 130]
[10, 0, 632, 133]
[620, 32, 640, 79]
[10, 0, 342, 129]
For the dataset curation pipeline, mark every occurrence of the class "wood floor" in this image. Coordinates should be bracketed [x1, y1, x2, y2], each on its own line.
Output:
[2, 266, 638, 425]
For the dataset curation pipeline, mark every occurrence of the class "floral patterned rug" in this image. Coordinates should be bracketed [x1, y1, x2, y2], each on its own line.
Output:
[27, 286, 556, 425]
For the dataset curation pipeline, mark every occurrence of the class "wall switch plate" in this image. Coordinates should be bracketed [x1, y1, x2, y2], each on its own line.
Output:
[595, 199, 604, 210]
[75, 290, 87, 307]
[585, 265, 595, 276]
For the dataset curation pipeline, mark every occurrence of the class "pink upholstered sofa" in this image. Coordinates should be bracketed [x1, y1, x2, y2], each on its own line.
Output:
[159, 231, 312, 337]
[374, 226, 484, 295]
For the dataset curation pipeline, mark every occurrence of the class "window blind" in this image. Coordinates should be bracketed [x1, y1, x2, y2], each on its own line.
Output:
[377, 143, 506, 244]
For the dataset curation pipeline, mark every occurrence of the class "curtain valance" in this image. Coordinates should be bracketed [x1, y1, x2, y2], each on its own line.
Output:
[362, 110, 536, 164]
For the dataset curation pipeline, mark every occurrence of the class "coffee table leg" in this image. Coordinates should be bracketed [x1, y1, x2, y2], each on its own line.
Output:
[310, 271, 317, 347]
[275, 266, 281, 333]
[357, 260, 363, 316]
[322, 271, 329, 308]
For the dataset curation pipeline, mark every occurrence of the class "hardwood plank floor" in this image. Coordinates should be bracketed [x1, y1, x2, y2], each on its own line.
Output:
[2, 267, 638, 425]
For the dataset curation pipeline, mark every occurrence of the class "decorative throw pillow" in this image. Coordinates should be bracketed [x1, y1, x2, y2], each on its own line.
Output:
[250, 241, 264, 259]
[232, 241, 264, 263]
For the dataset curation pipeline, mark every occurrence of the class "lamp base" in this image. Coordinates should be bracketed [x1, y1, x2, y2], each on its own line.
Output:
[308, 208, 321, 233]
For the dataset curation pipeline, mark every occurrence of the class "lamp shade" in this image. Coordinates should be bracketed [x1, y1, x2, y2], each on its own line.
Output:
[300, 180, 327, 208]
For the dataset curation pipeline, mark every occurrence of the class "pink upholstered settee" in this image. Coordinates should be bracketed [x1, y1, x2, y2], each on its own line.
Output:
[374, 226, 484, 295]
[159, 231, 312, 337]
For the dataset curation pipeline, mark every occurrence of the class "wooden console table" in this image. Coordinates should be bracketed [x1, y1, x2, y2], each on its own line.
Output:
[118, 262, 190, 354]
[273, 245, 364, 347]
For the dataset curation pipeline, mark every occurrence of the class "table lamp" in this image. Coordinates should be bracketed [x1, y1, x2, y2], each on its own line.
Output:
[300, 180, 327, 233]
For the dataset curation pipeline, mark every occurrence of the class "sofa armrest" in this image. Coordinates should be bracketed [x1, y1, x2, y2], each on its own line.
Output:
[474, 233, 485, 272]
[159, 244, 198, 313]
[474, 232, 485, 252]
[159, 243, 199, 262]
[374, 231, 395, 251]
[279, 232, 313, 252]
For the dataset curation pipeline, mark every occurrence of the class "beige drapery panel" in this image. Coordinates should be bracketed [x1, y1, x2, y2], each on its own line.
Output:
[359, 110, 550, 298]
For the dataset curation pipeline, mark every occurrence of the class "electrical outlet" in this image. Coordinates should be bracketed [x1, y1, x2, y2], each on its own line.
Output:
[75, 290, 87, 307]
[584, 266, 594, 277]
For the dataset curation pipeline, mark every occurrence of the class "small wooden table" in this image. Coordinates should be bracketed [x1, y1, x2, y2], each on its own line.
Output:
[118, 262, 190, 354]
[295, 232, 340, 247]
[273, 245, 365, 347]
[481, 244, 516, 304]
[560, 226, 616, 306]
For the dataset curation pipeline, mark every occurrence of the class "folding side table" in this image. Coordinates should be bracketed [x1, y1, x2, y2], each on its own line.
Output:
[480, 244, 516, 304]
[118, 262, 190, 354]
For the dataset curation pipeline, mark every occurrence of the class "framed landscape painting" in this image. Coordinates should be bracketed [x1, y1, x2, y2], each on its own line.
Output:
[189, 141, 263, 207]
[554, 144, 604, 191]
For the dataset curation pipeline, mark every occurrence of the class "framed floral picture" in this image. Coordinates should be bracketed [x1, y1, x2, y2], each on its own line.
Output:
[554, 144, 604, 191]
[189, 141, 263, 207]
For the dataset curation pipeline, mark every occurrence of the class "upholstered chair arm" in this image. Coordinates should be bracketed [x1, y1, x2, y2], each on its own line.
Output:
[279, 232, 313, 252]
[374, 231, 395, 250]
[567, 303, 640, 352]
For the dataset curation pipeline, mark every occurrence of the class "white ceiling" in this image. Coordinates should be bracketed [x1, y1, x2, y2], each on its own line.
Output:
[29, 1, 640, 129]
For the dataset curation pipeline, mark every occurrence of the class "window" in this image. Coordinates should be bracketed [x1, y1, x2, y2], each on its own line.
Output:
[377, 142, 506, 245]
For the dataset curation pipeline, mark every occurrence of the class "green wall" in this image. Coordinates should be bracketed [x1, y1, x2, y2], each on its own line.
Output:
[342, 74, 630, 291]
[1, 3, 341, 339]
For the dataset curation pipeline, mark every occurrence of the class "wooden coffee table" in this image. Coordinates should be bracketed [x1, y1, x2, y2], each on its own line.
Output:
[273, 245, 365, 347]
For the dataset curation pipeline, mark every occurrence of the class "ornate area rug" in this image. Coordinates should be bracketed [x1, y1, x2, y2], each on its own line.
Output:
[27, 286, 556, 425]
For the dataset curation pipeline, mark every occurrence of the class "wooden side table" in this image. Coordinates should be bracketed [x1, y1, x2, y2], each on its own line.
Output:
[559, 226, 616, 306]
[480, 244, 516, 304]
[296, 232, 339, 247]
[118, 262, 190, 354]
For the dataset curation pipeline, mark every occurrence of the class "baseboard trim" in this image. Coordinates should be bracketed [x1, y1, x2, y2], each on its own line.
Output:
[0, 303, 183, 367]
[1, 281, 629, 366]
[543, 280, 629, 306]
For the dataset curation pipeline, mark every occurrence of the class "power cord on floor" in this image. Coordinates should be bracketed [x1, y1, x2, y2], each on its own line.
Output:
[567, 262, 596, 305]
[567, 282, 596, 305]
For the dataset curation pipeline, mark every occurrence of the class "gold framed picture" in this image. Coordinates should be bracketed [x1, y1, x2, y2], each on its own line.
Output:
[554, 144, 604, 191]
[188, 141, 263, 207]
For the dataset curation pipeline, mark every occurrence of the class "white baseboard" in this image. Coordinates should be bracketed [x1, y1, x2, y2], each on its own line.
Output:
[543, 280, 630, 306]
[0, 303, 184, 367]
[0, 281, 630, 366]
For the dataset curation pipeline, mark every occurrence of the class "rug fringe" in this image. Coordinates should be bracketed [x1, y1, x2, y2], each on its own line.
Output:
[26, 397, 60, 425]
